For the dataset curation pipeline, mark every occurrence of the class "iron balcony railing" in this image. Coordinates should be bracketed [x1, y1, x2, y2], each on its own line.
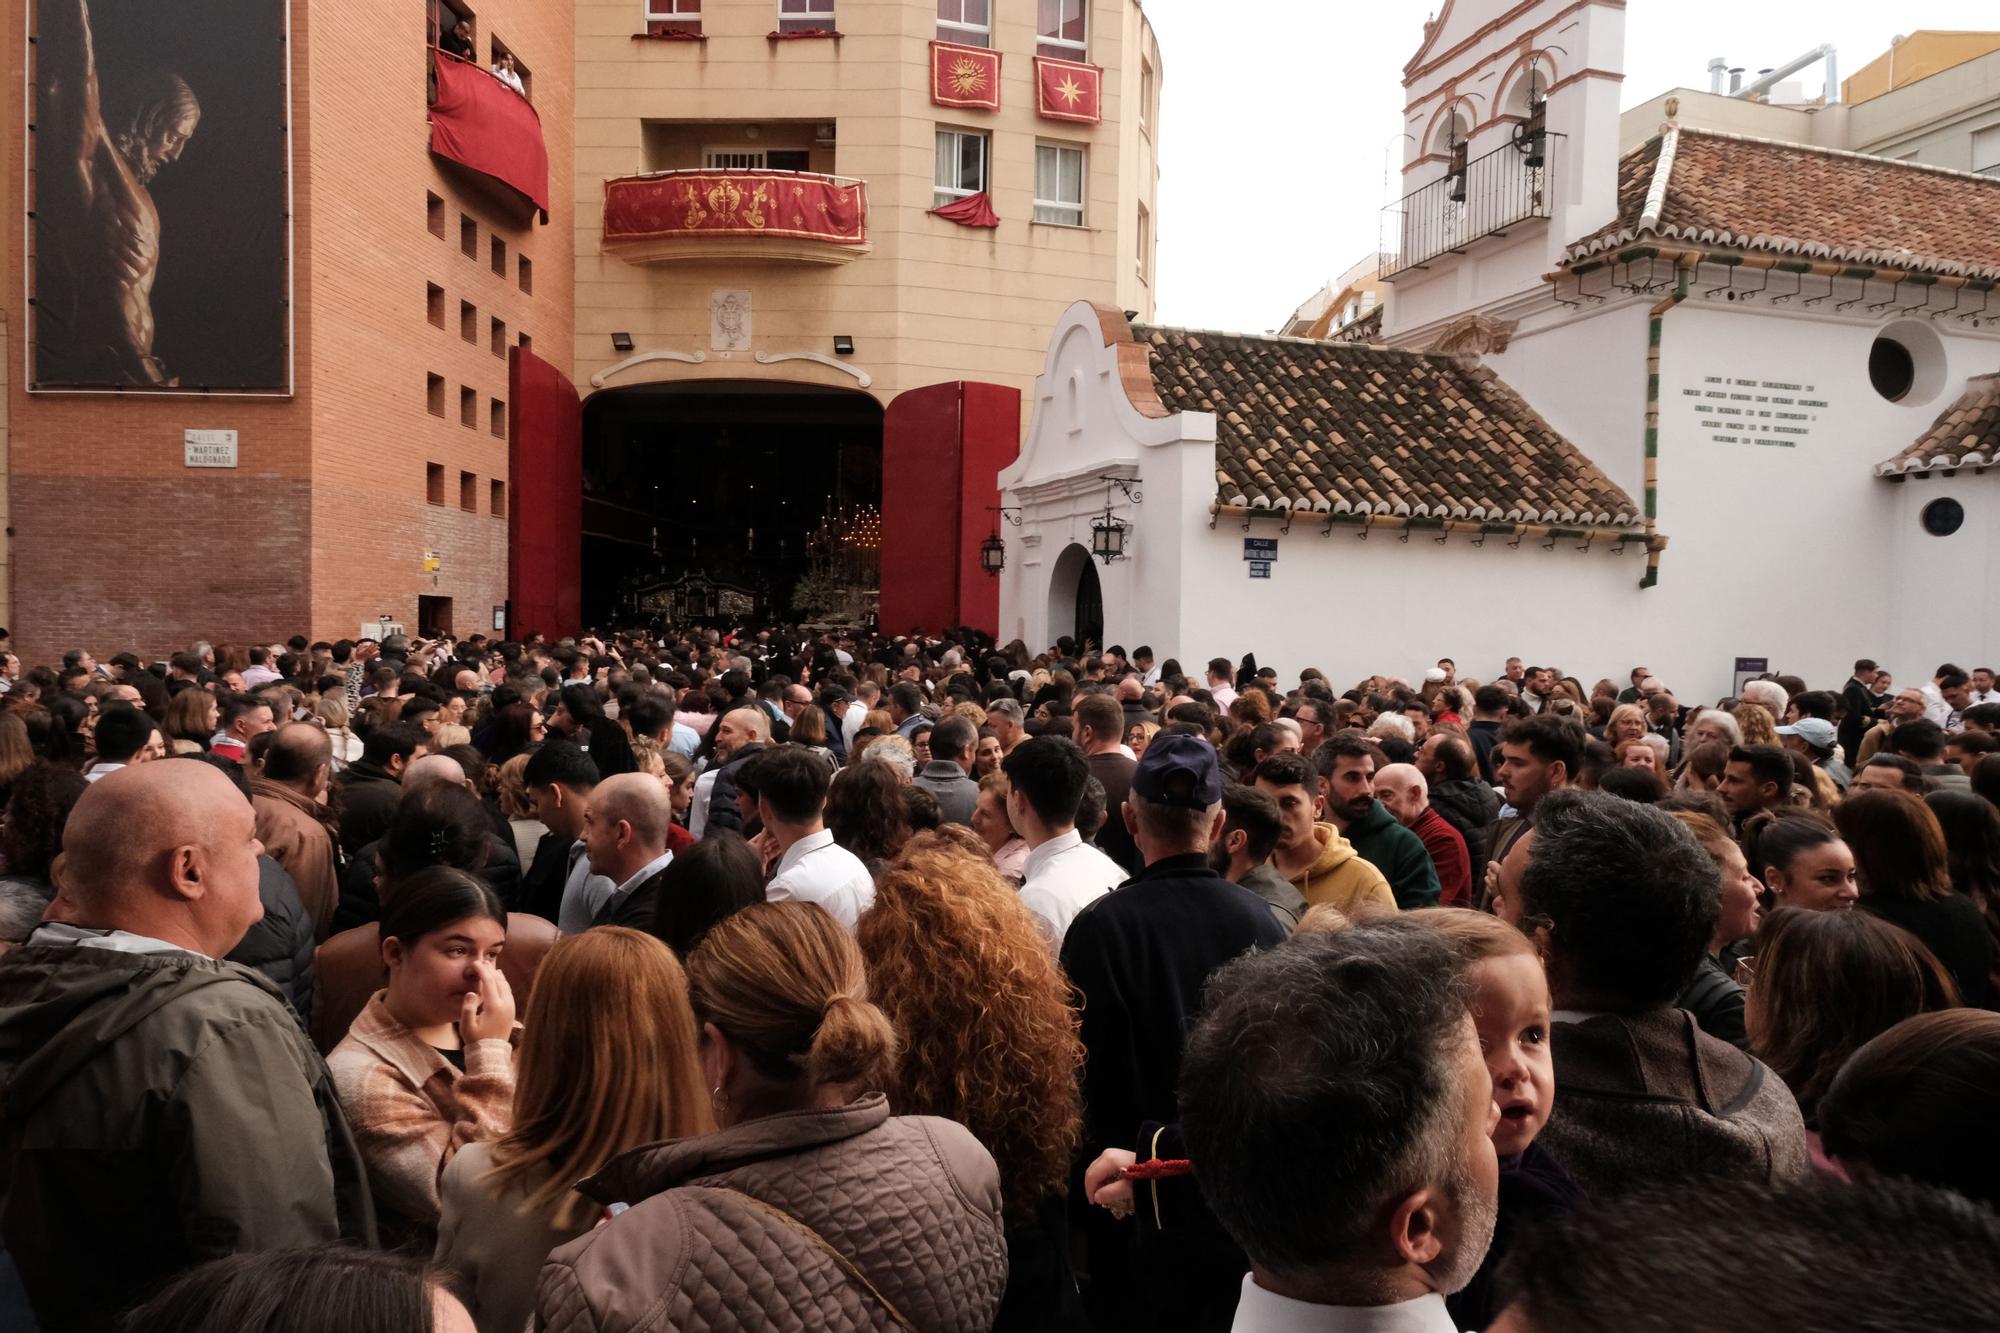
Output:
[1382, 133, 1562, 278]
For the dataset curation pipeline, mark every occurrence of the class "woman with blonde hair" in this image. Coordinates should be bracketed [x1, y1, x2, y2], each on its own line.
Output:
[538, 901, 1009, 1331]
[971, 771, 1030, 881]
[494, 753, 547, 868]
[858, 833, 1084, 1330]
[437, 927, 710, 1333]
[1605, 703, 1649, 749]
[314, 696, 363, 769]
[1732, 701, 1778, 747]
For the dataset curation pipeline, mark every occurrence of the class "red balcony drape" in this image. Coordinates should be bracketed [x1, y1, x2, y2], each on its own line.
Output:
[604, 172, 868, 245]
[430, 51, 550, 213]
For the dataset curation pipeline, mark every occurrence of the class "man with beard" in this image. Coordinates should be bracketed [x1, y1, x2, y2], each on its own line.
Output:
[1178, 924, 1500, 1332]
[39, 0, 202, 385]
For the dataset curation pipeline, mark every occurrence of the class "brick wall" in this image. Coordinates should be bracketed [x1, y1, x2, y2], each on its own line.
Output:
[0, 0, 575, 661]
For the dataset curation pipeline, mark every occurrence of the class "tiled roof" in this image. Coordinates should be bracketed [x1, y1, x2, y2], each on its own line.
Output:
[1565, 127, 2000, 281]
[1132, 324, 1641, 527]
[1878, 374, 2000, 476]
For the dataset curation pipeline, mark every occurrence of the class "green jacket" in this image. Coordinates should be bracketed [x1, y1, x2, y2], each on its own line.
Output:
[0, 934, 375, 1331]
[1344, 801, 1442, 909]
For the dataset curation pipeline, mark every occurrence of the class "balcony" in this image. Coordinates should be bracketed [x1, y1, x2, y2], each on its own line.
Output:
[1382, 134, 1562, 279]
[429, 50, 550, 215]
[602, 169, 870, 265]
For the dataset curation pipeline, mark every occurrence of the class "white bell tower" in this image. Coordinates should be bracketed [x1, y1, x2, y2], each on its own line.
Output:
[1382, 0, 1627, 342]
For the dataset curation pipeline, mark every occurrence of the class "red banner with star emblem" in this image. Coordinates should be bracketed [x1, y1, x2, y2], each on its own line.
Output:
[931, 41, 1002, 111]
[602, 171, 868, 245]
[1034, 55, 1102, 124]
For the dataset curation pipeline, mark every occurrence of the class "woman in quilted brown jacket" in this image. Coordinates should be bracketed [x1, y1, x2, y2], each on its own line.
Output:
[537, 900, 1009, 1333]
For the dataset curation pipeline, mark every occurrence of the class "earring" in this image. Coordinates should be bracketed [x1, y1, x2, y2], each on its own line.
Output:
[710, 1084, 729, 1115]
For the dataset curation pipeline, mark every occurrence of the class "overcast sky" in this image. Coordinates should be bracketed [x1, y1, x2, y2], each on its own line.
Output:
[1145, 0, 2000, 331]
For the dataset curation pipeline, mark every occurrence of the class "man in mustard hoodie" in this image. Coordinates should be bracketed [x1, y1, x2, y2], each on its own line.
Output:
[1249, 752, 1395, 915]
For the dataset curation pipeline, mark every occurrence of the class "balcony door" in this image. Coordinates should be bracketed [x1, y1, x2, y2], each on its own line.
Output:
[702, 148, 812, 171]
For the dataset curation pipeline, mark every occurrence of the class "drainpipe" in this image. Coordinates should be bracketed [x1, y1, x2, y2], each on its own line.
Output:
[1642, 263, 1691, 589]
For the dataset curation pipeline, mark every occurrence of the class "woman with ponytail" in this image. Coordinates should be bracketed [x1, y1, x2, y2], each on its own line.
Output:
[536, 901, 1009, 1333]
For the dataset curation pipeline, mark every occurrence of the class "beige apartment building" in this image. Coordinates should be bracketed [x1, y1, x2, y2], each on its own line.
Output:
[562, 0, 1161, 631]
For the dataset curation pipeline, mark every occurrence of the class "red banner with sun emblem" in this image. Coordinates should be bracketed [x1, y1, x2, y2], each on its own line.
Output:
[931, 41, 1001, 111]
[1034, 55, 1102, 124]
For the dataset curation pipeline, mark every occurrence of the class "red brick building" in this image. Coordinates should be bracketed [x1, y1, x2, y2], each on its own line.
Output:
[1, 0, 574, 660]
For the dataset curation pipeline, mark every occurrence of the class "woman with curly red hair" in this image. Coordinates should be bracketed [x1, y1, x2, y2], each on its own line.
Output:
[858, 832, 1087, 1332]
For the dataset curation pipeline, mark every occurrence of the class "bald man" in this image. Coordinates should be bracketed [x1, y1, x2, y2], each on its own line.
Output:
[1371, 762, 1473, 908]
[701, 706, 771, 838]
[0, 764, 375, 1329]
[251, 722, 340, 939]
[572, 773, 675, 931]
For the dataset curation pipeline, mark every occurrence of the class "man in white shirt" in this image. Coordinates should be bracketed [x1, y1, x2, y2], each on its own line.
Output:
[1970, 666, 1999, 707]
[756, 747, 875, 929]
[1172, 923, 1499, 1333]
[1004, 736, 1126, 948]
[1919, 663, 1963, 729]
[574, 773, 674, 931]
[1204, 657, 1239, 711]
[845, 680, 881, 752]
[1133, 645, 1162, 689]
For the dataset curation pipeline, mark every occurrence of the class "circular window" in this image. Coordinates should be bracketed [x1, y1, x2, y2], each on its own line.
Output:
[1869, 338, 1915, 401]
[1922, 497, 1965, 538]
[1868, 320, 1948, 407]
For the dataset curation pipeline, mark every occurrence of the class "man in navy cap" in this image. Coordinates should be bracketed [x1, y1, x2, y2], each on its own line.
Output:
[1060, 733, 1289, 1332]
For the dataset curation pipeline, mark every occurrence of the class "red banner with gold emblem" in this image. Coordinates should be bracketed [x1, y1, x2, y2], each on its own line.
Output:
[932, 41, 1002, 111]
[603, 171, 868, 245]
[1034, 55, 1102, 124]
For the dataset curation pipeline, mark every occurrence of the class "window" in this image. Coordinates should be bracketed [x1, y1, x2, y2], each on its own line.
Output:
[490, 398, 507, 438]
[934, 129, 988, 206]
[1034, 144, 1085, 225]
[460, 385, 478, 428]
[490, 479, 507, 516]
[518, 331, 533, 353]
[427, 283, 445, 328]
[490, 236, 507, 276]
[490, 317, 507, 357]
[490, 37, 531, 99]
[427, 192, 445, 238]
[426, 463, 446, 505]
[460, 470, 479, 513]
[1036, 0, 1085, 60]
[1975, 124, 2000, 177]
[702, 148, 812, 171]
[1140, 60, 1154, 134]
[460, 215, 477, 258]
[427, 374, 446, 416]
[518, 255, 533, 294]
[460, 299, 477, 343]
[1136, 202, 1151, 281]
[936, 0, 989, 47]
[645, 0, 701, 36]
[1922, 497, 1966, 537]
[777, 0, 834, 34]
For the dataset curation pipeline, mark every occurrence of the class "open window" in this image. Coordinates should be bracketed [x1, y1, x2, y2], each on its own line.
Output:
[645, 0, 701, 38]
[935, 128, 989, 207]
[489, 35, 531, 100]
[937, 0, 990, 48]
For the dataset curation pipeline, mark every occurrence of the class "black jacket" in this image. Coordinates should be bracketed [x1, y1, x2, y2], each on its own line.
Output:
[333, 761, 402, 856]
[226, 855, 317, 1021]
[332, 832, 523, 932]
[1838, 676, 1879, 769]
[1430, 779, 1500, 890]
[1677, 953, 1748, 1051]
[1468, 719, 1506, 784]
[1862, 893, 1992, 1009]
[518, 832, 580, 924]
[593, 864, 668, 930]
[704, 743, 767, 837]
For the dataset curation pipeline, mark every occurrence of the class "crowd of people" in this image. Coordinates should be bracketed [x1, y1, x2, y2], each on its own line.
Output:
[0, 624, 1997, 1333]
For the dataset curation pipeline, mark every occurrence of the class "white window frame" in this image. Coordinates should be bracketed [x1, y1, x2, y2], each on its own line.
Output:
[1974, 123, 2000, 177]
[777, 0, 835, 33]
[1136, 201, 1151, 282]
[1033, 143, 1086, 227]
[936, 0, 990, 48]
[1139, 60, 1154, 135]
[935, 128, 989, 207]
[645, 0, 701, 29]
[1036, 0, 1087, 61]
[704, 148, 768, 169]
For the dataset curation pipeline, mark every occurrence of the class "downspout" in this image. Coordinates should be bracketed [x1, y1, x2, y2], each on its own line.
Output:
[1642, 263, 1690, 588]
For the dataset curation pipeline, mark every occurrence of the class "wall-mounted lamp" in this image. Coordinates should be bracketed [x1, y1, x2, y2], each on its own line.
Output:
[832, 335, 855, 356]
[981, 506, 1022, 576]
[610, 332, 635, 353]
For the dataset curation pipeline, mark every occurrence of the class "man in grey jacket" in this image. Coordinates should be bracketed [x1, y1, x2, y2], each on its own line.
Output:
[913, 715, 981, 826]
[0, 762, 373, 1331]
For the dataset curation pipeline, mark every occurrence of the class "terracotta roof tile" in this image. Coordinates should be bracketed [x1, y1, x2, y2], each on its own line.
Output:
[1134, 325, 1641, 527]
[1878, 374, 2000, 476]
[1566, 128, 2000, 280]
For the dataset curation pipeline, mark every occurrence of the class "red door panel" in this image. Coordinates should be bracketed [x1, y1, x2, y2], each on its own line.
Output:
[880, 381, 1019, 635]
[508, 348, 584, 639]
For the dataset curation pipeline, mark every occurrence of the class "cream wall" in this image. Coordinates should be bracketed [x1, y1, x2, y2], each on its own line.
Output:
[575, 0, 1159, 408]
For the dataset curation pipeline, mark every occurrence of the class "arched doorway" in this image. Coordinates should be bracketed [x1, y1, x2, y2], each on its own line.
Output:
[1046, 542, 1104, 651]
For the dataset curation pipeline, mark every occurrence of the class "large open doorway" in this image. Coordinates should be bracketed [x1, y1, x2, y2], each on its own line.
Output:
[1047, 542, 1104, 651]
[580, 381, 884, 628]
